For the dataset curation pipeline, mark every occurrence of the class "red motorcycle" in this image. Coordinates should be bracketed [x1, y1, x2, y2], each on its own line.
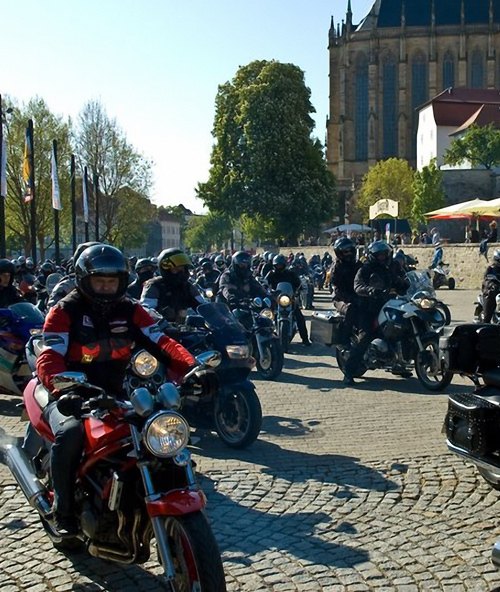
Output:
[3, 350, 227, 591]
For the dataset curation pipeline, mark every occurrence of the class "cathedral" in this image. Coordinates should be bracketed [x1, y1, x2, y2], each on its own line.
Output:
[327, 0, 500, 213]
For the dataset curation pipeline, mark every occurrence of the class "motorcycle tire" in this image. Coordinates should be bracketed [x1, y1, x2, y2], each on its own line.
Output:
[278, 319, 291, 353]
[214, 386, 262, 448]
[436, 302, 452, 325]
[448, 278, 456, 290]
[474, 304, 485, 323]
[415, 335, 453, 391]
[255, 338, 284, 381]
[335, 346, 367, 378]
[40, 515, 84, 553]
[477, 466, 500, 491]
[163, 512, 227, 591]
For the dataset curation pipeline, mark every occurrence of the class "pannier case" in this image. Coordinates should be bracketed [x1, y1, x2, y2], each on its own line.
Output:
[439, 323, 500, 374]
[310, 311, 343, 346]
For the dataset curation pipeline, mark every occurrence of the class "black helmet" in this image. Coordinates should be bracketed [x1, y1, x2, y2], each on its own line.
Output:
[272, 254, 287, 271]
[368, 240, 392, 267]
[75, 244, 129, 308]
[333, 237, 356, 262]
[201, 260, 214, 273]
[25, 257, 35, 271]
[158, 248, 192, 280]
[73, 241, 102, 267]
[40, 261, 55, 275]
[135, 257, 156, 281]
[231, 251, 252, 278]
[214, 255, 225, 269]
[0, 259, 15, 286]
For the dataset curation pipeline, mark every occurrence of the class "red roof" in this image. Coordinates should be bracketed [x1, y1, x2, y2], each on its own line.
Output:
[426, 87, 500, 128]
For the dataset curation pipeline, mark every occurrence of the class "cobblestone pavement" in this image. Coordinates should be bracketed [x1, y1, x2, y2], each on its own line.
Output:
[1, 289, 500, 591]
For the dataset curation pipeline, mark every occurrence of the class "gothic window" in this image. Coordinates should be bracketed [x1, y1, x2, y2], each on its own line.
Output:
[470, 49, 484, 88]
[442, 51, 455, 89]
[411, 52, 428, 159]
[382, 55, 397, 158]
[355, 53, 368, 161]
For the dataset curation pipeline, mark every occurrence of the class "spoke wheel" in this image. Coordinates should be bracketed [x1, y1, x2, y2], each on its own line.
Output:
[415, 336, 453, 391]
[214, 387, 262, 448]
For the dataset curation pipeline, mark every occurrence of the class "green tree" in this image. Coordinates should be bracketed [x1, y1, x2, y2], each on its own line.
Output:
[184, 212, 232, 253]
[197, 60, 336, 245]
[356, 158, 415, 221]
[73, 100, 154, 247]
[444, 124, 500, 170]
[411, 159, 445, 225]
[4, 97, 73, 258]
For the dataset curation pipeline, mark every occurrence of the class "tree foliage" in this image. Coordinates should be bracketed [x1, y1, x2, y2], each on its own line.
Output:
[443, 124, 500, 170]
[411, 159, 445, 225]
[197, 60, 337, 244]
[356, 158, 415, 221]
[184, 212, 232, 253]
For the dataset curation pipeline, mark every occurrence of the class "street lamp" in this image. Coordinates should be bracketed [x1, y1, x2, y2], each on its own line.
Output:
[344, 177, 355, 226]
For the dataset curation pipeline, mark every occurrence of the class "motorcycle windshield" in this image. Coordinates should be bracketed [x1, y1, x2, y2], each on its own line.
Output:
[196, 302, 247, 343]
[276, 282, 294, 296]
[7, 303, 45, 325]
[405, 271, 435, 298]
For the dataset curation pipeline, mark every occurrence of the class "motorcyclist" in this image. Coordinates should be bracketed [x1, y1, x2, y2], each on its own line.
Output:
[127, 257, 156, 300]
[430, 242, 444, 269]
[257, 252, 274, 278]
[218, 251, 268, 307]
[330, 237, 362, 345]
[0, 259, 24, 308]
[481, 249, 500, 323]
[342, 241, 409, 386]
[265, 254, 311, 346]
[214, 254, 226, 274]
[322, 251, 333, 269]
[195, 260, 221, 296]
[140, 248, 205, 323]
[36, 244, 216, 537]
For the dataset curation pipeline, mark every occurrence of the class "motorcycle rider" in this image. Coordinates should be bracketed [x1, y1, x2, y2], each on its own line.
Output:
[265, 254, 311, 346]
[195, 259, 221, 296]
[330, 237, 362, 345]
[0, 259, 24, 308]
[36, 244, 216, 537]
[218, 251, 268, 307]
[127, 257, 156, 300]
[342, 240, 409, 386]
[481, 249, 500, 323]
[140, 248, 205, 323]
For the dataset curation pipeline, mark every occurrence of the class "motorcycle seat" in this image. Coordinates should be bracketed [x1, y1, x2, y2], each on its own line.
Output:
[483, 369, 500, 391]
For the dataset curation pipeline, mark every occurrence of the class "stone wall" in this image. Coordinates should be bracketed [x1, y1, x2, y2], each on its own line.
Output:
[273, 243, 498, 290]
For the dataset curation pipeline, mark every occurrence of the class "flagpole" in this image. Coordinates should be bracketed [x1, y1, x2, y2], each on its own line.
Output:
[27, 119, 36, 265]
[93, 172, 99, 241]
[0, 95, 5, 258]
[52, 140, 60, 264]
[70, 155, 77, 252]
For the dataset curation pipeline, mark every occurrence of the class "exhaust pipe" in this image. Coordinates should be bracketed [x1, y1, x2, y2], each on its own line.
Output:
[3, 444, 52, 517]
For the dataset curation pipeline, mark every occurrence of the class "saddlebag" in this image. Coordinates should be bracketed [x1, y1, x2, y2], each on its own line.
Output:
[445, 391, 500, 455]
[310, 310, 343, 346]
[439, 323, 500, 374]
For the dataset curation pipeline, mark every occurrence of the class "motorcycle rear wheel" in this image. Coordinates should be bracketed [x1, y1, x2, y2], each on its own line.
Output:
[255, 338, 284, 381]
[335, 346, 367, 378]
[214, 386, 262, 448]
[415, 336, 453, 391]
[162, 512, 227, 591]
[448, 277, 456, 290]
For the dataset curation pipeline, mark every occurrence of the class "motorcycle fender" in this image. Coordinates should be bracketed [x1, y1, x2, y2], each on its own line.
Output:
[146, 489, 206, 517]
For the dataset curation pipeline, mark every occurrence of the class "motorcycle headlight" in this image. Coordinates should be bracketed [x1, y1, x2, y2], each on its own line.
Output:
[279, 295, 291, 307]
[205, 288, 214, 298]
[132, 350, 159, 377]
[414, 297, 435, 309]
[143, 411, 190, 458]
[226, 344, 250, 359]
[260, 308, 274, 320]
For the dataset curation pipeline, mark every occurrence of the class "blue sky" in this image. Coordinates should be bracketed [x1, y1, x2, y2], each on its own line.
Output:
[1, 0, 374, 213]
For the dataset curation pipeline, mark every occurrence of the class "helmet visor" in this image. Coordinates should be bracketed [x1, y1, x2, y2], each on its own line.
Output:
[160, 253, 192, 271]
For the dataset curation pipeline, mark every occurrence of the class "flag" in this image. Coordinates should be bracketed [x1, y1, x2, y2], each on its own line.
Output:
[22, 127, 33, 203]
[51, 142, 61, 210]
[0, 135, 6, 198]
[82, 167, 89, 223]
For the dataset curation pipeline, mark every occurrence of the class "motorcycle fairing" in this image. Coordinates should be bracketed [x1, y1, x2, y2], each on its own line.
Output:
[146, 489, 206, 517]
[23, 377, 54, 441]
[83, 414, 131, 456]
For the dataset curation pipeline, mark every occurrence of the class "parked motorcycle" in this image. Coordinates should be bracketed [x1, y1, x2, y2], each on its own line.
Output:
[430, 262, 455, 290]
[336, 272, 453, 390]
[274, 281, 298, 353]
[474, 274, 500, 324]
[232, 297, 284, 381]
[146, 302, 262, 448]
[0, 302, 44, 395]
[441, 323, 500, 492]
[3, 353, 227, 590]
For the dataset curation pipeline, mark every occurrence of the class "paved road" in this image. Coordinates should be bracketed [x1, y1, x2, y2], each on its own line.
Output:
[1, 288, 500, 591]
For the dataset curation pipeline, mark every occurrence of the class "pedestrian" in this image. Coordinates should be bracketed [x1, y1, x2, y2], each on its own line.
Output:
[465, 224, 472, 244]
[479, 220, 497, 261]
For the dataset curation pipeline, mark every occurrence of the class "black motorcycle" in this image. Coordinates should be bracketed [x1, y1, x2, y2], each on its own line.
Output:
[134, 302, 262, 449]
[274, 281, 298, 353]
[231, 297, 284, 381]
[441, 323, 500, 489]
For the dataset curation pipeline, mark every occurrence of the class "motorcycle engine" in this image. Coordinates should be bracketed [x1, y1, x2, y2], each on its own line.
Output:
[366, 338, 393, 366]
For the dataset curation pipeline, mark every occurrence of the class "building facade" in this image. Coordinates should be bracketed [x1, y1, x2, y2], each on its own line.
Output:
[327, 0, 500, 211]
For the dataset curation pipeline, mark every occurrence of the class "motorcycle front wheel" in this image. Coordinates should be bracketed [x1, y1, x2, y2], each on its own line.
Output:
[255, 338, 284, 381]
[278, 319, 291, 352]
[477, 466, 500, 491]
[162, 512, 227, 591]
[335, 346, 367, 378]
[415, 336, 453, 391]
[436, 301, 452, 325]
[214, 386, 262, 448]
